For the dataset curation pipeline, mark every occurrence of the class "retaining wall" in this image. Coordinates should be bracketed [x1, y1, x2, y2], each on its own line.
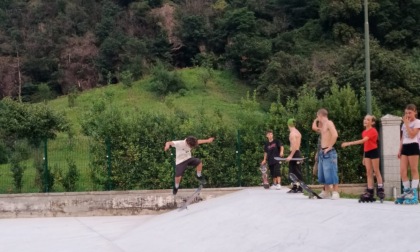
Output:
[0, 184, 366, 218]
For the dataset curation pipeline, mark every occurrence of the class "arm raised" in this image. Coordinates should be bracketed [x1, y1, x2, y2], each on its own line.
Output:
[198, 137, 215, 145]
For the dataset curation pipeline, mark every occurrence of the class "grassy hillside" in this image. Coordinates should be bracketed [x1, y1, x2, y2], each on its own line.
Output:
[49, 67, 253, 134]
[0, 68, 256, 193]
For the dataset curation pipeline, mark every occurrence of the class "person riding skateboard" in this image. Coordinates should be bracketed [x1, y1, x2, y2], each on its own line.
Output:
[164, 136, 214, 195]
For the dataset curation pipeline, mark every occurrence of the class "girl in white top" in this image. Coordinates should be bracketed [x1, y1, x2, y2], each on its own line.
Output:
[396, 104, 420, 204]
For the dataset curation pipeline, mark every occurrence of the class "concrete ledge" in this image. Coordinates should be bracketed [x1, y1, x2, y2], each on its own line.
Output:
[0, 188, 241, 218]
[0, 184, 366, 218]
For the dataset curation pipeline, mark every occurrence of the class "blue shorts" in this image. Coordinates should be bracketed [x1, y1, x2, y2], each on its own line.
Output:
[317, 148, 339, 185]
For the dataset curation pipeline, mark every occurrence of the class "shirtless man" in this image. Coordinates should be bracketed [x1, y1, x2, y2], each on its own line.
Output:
[286, 118, 303, 193]
[312, 108, 340, 199]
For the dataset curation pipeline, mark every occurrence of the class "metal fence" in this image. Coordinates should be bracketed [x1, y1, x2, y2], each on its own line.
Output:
[0, 132, 318, 194]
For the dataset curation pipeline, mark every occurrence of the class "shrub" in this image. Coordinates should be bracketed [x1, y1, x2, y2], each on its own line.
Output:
[149, 63, 186, 96]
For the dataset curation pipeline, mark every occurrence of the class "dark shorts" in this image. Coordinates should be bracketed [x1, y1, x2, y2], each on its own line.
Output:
[269, 163, 281, 177]
[364, 148, 379, 159]
[401, 143, 420, 156]
[289, 150, 303, 181]
[175, 158, 201, 177]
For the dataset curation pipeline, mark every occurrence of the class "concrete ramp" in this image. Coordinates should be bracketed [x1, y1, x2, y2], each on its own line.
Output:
[1, 188, 420, 252]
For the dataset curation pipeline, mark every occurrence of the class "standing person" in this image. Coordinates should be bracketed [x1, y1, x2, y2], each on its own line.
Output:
[285, 118, 303, 193]
[396, 104, 420, 204]
[164, 136, 214, 195]
[312, 120, 327, 194]
[261, 130, 284, 189]
[341, 115, 385, 202]
[312, 108, 340, 199]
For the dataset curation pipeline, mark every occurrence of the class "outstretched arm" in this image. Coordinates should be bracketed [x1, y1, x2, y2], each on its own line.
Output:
[164, 141, 174, 151]
[198, 137, 215, 145]
[341, 137, 369, 148]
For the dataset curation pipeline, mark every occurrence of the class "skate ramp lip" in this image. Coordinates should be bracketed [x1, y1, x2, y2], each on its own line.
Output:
[1, 188, 420, 252]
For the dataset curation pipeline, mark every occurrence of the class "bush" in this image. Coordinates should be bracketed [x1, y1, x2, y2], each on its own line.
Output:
[120, 70, 133, 88]
[149, 63, 186, 96]
[10, 153, 26, 193]
[62, 159, 80, 192]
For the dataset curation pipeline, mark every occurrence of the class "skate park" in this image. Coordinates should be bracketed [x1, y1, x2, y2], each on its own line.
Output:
[1, 114, 420, 252]
[1, 187, 420, 252]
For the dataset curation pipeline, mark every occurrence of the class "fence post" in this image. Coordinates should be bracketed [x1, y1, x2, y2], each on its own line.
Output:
[303, 135, 309, 184]
[236, 130, 242, 187]
[171, 140, 176, 189]
[106, 137, 112, 191]
[43, 138, 49, 193]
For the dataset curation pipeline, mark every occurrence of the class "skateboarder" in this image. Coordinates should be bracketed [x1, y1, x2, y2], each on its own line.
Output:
[285, 118, 303, 193]
[261, 130, 284, 189]
[341, 115, 384, 202]
[396, 104, 420, 204]
[312, 108, 340, 199]
[164, 136, 214, 195]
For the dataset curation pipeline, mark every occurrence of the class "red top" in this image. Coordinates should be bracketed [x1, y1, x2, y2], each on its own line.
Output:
[362, 127, 378, 152]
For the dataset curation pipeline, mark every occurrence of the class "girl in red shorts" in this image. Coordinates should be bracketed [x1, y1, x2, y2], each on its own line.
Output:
[342, 115, 384, 202]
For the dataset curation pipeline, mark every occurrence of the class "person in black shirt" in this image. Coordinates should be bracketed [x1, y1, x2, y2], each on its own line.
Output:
[261, 130, 284, 189]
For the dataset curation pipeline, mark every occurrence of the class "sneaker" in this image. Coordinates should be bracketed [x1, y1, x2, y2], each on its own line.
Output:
[270, 184, 277, 189]
[195, 174, 207, 185]
[296, 186, 303, 193]
[331, 191, 340, 200]
[319, 190, 331, 199]
[276, 184, 282, 190]
[173, 187, 178, 195]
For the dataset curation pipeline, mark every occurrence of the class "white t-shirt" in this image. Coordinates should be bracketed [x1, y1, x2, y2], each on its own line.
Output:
[401, 119, 420, 144]
[173, 140, 192, 164]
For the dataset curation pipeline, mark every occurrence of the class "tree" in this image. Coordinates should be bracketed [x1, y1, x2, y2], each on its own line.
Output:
[225, 33, 271, 81]
[258, 51, 311, 102]
[0, 98, 69, 147]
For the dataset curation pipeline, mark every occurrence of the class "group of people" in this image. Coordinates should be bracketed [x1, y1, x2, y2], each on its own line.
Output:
[165, 105, 420, 204]
[262, 108, 340, 199]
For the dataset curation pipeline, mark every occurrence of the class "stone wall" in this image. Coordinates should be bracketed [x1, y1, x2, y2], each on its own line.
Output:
[0, 188, 240, 218]
[0, 185, 367, 218]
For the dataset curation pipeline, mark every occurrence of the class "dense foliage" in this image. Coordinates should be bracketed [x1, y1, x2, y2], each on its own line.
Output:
[0, 0, 419, 114]
[77, 83, 379, 190]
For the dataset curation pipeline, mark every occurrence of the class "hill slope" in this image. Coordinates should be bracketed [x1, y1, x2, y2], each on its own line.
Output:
[48, 67, 253, 134]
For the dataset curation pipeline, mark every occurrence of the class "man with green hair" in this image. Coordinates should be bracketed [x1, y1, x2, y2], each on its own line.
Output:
[286, 118, 303, 193]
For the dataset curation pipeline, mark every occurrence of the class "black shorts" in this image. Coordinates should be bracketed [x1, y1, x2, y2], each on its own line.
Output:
[175, 158, 201, 177]
[401, 143, 420, 156]
[268, 163, 281, 177]
[364, 148, 379, 159]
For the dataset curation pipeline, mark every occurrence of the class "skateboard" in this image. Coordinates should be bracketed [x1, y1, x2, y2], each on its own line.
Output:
[289, 173, 322, 199]
[178, 184, 203, 211]
[260, 164, 270, 189]
[274, 157, 306, 164]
